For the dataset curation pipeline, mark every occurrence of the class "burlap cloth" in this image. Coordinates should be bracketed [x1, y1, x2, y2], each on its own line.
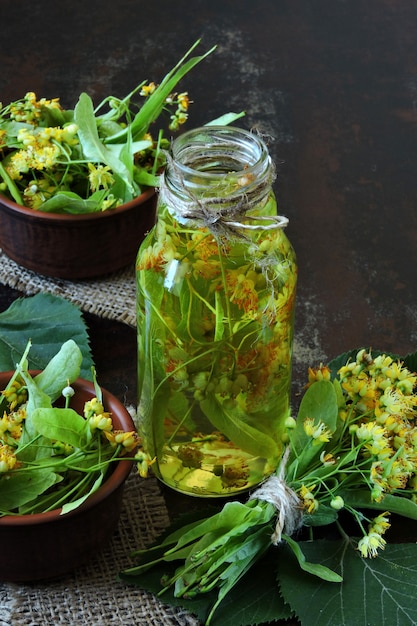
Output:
[0, 472, 199, 626]
[0, 251, 199, 626]
[0, 250, 138, 327]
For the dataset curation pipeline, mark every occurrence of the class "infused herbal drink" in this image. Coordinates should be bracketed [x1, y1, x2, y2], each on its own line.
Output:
[136, 126, 297, 496]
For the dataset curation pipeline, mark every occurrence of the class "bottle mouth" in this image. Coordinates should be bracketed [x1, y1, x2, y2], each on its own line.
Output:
[161, 125, 279, 233]
[169, 126, 271, 184]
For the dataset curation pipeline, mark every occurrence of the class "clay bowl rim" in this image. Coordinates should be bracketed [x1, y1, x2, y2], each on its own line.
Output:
[0, 372, 135, 526]
[0, 185, 155, 222]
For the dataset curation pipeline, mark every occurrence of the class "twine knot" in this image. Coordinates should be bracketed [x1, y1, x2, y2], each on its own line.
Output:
[249, 447, 303, 545]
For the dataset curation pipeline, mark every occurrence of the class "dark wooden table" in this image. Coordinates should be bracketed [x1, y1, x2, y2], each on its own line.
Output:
[1, 0, 417, 622]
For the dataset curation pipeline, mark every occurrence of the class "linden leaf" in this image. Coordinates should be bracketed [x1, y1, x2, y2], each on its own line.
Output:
[74, 92, 135, 194]
[278, 538, 417, 626]
[0, 469, 59, 512]
[200, 394, 280, 458]
[286, 380, 338, 478]
[0, 293, 93, 379]
[30, 407, 87, 448]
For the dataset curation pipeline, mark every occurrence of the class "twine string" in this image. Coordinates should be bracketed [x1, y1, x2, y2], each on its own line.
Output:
[249, 447, 303, 545]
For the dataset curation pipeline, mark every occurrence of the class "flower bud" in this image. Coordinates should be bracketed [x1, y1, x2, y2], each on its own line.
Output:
[284, 416, 297, 429]
[62, 385, 75, 399]
[330, 496, 345, 510]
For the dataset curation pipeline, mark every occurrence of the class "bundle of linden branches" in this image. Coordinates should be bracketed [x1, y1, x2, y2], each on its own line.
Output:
[120, 348, 417, 625]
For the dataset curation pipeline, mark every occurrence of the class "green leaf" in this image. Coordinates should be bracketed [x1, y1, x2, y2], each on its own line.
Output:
[31, 407, 87, 447]
[36, 191, 104, 214]
[0, 293, 93, 379]
[106, 40, 216, 144]
[283, 533, 342, 582]
[298, 380, 339, 432]
[302, 503, 339, 527]
[278, 538, 417, 626]
[74, 92, 136, 193]
[200, 395, 280, 458]
[403, 350, 417, 375]
[121, 544, 292, 626]
[343, 490, 417, 520]
[60, 472, 104, 515]
[0, 162, 23, 203]
[0, 469, 58, 512]
[33, 338, 83, 402]
[287, 380, 338, 475]
[205, 111, 246, 126]
[133, 167, 160, 188]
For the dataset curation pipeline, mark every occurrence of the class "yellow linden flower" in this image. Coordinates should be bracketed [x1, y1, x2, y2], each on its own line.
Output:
[30, 145, 61, 170]
[177, 92, 190, 111]
[298, 484, 319, 513]
[100, 194, 120, 211]
[0, 443, 17, 472]
[357, 532, 386, 558]
[320, 450, 337, 466]
[193, 258, 221, 281]
[190, 232, 222, 261]
[227, 271, 259, 317]
[303, 417, 332, 443]
[140, 82, 157, 96]
[87, 163, 115, 192]
[369, 512, 391, 535]
[104, 429, 139, 452]
[355, 421, 387, 443]
[88, 413, 113, 432]
[7, 151, 29, 177]
[135, 449, 156, 478]
[370, 462, 389, 499]
[377, 387, 417, 419]
[307, 365, 331, 387]
[84, 397, 105, 418]
[386, 459, 410, 489]
[169, 110, 188, 131]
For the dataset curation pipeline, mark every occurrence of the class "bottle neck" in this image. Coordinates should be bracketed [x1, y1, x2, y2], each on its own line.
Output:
[161, 126, 276, 233]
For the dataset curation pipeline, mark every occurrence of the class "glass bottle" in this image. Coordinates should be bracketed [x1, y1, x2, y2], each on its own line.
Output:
[136, 126, 297, 497]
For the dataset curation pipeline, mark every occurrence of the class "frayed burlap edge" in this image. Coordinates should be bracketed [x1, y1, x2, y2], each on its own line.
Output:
[1, 472, 200, 626]
[0, 250, 137, 327]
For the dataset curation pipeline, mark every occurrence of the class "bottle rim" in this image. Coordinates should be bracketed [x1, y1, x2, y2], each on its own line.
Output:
[169, 125, 271, 182]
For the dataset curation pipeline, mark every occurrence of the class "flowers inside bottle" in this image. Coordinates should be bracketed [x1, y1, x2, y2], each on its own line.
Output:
[136, 126, 297, 496]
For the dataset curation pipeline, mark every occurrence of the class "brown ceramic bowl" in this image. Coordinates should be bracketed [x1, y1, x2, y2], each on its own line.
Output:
[0, 373, 136, 582]
[0, 189, 156, 279]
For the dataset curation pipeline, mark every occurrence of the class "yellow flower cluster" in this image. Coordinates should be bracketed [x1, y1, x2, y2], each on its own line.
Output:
[7, 125, 79, 178]
[0, 443, 18, 473]
[286, 349, 417, 559]
[84, 396, 138, 450]
[339, 349, 417, 502]
[0, 406, 26, 443]
[139, 81, 190, 131]
[9, 91, 61, 123]
[0, 379, 27, 445]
